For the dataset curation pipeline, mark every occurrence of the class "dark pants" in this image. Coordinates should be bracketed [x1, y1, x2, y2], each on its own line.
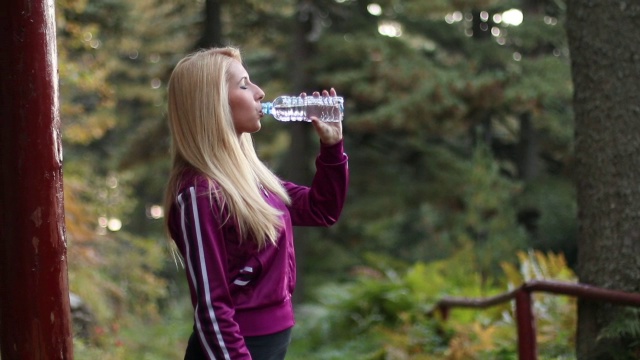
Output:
[184, 327, 292, 360]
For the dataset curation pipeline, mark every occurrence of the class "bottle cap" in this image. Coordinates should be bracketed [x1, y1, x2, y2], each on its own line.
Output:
[261, 102, 273, 115]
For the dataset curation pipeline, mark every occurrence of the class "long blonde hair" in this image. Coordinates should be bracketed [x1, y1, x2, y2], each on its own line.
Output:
[164, 47, 290, 248]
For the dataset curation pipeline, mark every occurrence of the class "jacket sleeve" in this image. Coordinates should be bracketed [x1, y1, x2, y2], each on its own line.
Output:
[285, 139, 349, 227]
[175, 186, 252, 360]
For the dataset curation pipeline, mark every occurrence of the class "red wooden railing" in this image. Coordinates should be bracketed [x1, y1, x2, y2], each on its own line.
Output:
[431, 280, 640, 360]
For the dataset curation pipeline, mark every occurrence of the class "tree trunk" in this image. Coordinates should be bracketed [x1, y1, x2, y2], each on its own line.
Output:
[282, 0, 318, 303]
[516, 1, 543, 182]
[284, 0, 315, 187]
[196, 0, 223, 48]
[517, 112, 538, 181]
[566, 2, 640, 358]
[0, 0, 74, 358]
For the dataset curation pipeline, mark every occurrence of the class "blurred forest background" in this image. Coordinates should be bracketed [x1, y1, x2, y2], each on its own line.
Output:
[56, 0, 586, 358]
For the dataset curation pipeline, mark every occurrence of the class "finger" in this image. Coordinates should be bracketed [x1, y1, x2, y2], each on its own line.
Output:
[330, 88, 337, 97]
[312, 120, 331, 140]
[300, 92, 307, 98]
[311, 117, 321, 130]
[322, 89, 329, 97]
[311, 117, 328, 133]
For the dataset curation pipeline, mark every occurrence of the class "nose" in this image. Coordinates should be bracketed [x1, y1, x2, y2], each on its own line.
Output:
[256, 86, 265, 102]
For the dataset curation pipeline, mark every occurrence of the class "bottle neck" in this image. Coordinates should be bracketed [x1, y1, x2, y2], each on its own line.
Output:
[261, 102, 273, 115]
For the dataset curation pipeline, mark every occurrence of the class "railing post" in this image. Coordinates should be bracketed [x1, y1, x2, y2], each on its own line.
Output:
[438, 305, 450, 321]
[514, 289, 537, 360]
[0, 0, 73, 358]
[431, 280, 640, 359]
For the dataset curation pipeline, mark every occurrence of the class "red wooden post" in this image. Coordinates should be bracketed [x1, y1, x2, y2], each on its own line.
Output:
[514, 290, 537, 360]
[0, 0, 74, 359]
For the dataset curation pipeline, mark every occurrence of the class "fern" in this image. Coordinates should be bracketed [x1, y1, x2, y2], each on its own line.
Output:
[598, 308, 640, 343]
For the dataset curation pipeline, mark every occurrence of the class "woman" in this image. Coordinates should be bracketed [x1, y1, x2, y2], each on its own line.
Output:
[164, 47, 348, 360]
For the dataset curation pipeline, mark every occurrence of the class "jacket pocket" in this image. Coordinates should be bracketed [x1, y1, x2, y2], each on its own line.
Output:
[231, 257, 263, 287]
[230, 256, 264, 307]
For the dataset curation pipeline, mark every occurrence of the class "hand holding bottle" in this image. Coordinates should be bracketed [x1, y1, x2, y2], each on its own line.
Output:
[304, 88, 343, 146]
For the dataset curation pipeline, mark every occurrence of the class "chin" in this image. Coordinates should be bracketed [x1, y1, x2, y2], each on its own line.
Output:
[236, 121, 262, 135]
[248, 123, 262, 134]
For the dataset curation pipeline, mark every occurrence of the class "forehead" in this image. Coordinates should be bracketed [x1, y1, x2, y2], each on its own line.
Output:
[227, 60, 248, 80]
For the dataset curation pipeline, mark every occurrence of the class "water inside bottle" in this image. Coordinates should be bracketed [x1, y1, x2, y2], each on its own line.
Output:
[306, 103, 342, 122]
[306, 96, 343, 122]
[273, 104, 307, 122]
[269, 97, 343, 122]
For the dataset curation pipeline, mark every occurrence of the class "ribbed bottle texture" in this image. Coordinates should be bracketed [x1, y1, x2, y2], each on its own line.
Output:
[262, 95, 344, 122]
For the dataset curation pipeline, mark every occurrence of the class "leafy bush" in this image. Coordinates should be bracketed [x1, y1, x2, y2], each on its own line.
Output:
[289, 249, 577, 359]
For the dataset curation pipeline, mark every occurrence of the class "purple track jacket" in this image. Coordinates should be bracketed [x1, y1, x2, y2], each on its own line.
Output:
[167, 140, 349, 360]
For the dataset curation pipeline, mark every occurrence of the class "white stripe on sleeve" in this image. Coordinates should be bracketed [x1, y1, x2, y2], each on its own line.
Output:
[179, 188, 231, 360]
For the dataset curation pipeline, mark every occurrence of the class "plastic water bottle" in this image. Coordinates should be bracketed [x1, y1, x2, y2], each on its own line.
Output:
[262, 95, 344, 122]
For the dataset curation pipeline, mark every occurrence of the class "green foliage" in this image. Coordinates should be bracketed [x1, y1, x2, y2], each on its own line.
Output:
[299, 0, 575, 287]
[597, 308, 640, 360]
[73, 297, 193, 359]
[54, 0, 579, 357]
[290, 249, 577, 359]
[599, 309, 640, 342]
[56, 1, 189, 355]
[515, 177, 577, 263]
[73, 338, 126, 360]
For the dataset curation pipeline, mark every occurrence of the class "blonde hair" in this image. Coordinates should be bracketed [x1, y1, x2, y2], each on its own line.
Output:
[164, 47, 290, 248]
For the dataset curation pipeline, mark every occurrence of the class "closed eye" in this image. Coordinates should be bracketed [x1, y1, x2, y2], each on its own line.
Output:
[240, 76, 250, 89]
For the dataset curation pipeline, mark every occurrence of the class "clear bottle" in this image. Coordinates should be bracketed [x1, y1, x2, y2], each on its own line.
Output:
[262, 95, 344, 122]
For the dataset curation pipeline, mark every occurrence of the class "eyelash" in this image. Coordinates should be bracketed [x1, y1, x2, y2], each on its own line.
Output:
[241, 78, 252, 89]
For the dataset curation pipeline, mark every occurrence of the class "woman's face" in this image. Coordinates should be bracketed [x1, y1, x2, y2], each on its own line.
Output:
[227, 60, 265, 136]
